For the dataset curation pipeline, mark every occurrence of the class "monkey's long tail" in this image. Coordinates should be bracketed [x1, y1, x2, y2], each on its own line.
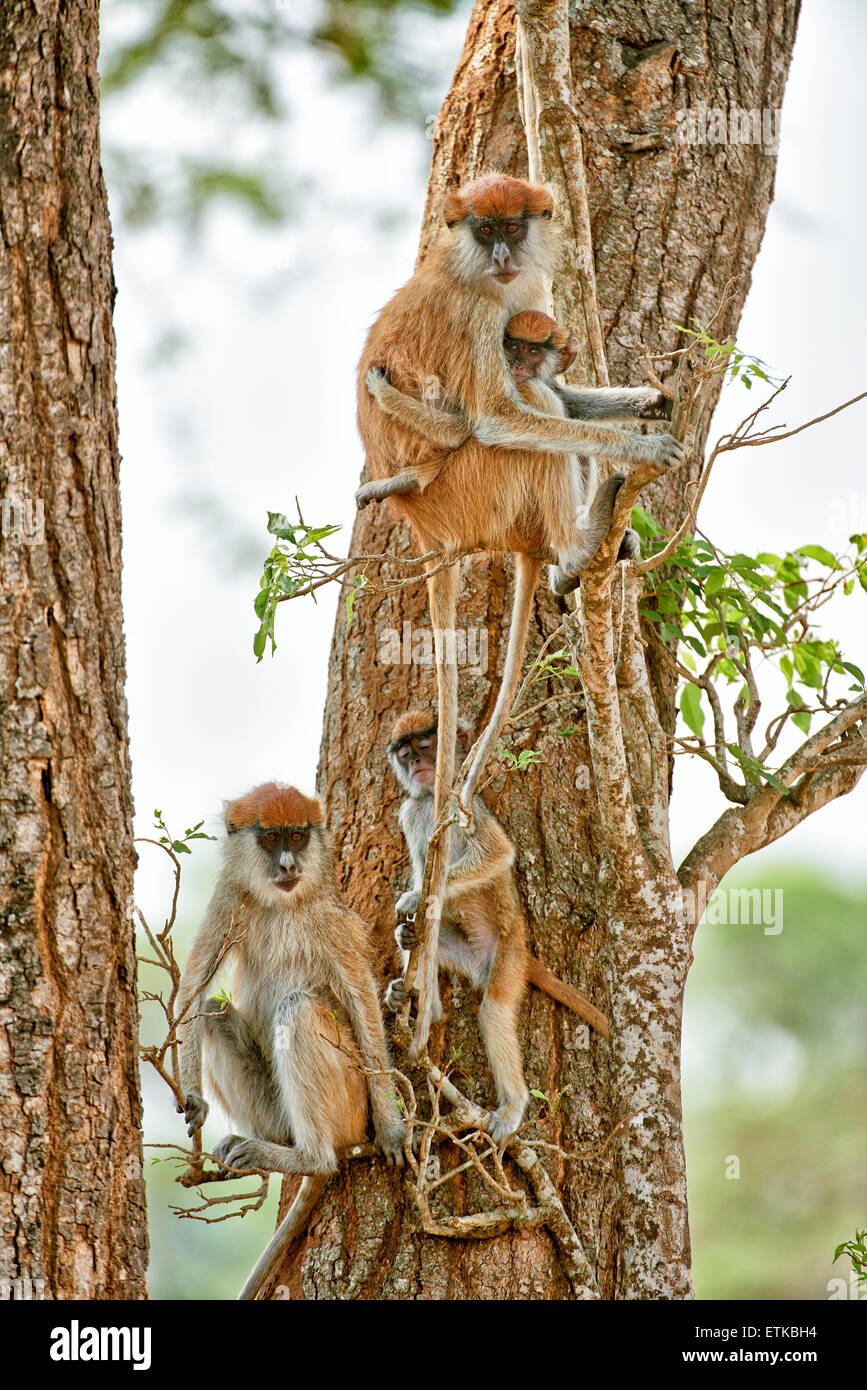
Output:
[459, 553, 542, 803]
[236, 1175, 328, 1301]
[410, 560, 461, 1061]
[526, 955, 610, 1041]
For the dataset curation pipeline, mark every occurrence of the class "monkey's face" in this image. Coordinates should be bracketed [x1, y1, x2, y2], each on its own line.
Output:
[225, 820, 329, 906]
[389, 729, 437, 797]
[504, 336, 551, 384]
[451, 211, 554, 291]
[254, 823, 316, 895]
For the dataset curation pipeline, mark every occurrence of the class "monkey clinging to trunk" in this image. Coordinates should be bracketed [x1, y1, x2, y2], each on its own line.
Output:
[385, 710, 610, 1144]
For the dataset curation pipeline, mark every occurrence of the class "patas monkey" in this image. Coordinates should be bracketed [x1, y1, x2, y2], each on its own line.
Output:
[357, 308, 645, 568]
[356, 173, 683, 1058]
[385, 711, 610, 1144]
[176, 782, 405, 1299]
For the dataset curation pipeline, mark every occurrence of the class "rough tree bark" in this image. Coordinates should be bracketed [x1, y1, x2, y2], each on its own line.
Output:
[0, 1, 147, 1298]
[271, 0, 801, 1300]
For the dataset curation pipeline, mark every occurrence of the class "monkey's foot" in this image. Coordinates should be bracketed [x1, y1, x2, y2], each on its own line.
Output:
[548, 564, 582, 597]
[373, 1118, 407, 1167]
[485, 1096, 529, 1147]
[181, 1089, 209, 1136]
[211, 1133, 253, 1174]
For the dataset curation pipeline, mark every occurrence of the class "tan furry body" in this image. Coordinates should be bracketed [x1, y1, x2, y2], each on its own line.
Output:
[176, 784, 404, 1298]
[387, 713, 610, 1143]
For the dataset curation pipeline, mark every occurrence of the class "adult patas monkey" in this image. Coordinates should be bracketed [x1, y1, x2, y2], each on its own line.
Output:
[385, 711, 610, 1143]
[357, 308, 644, 570]
[176, 782, 405, 1299]
[356, 173, 682, 1056]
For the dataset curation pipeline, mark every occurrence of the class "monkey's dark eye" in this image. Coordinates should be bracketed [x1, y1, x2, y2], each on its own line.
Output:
[290, 831, 305, 844]
[261, 831, 279, 849]
[417, 738, 432, 749]
[397, 745, 410, 760]
[478, 224, 493, 237]
[505, 222, 520, 235]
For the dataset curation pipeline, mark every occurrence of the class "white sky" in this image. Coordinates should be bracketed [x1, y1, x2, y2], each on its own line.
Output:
[107, 0, 867, 931]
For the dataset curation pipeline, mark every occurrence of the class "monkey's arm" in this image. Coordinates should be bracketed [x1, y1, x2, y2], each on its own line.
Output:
[473, 400, 684, 467]
[176, 895, 233, 1134]
[468, 372, 683, 466]
[366, 367, 471, 448]
[554, 383, 671, 421]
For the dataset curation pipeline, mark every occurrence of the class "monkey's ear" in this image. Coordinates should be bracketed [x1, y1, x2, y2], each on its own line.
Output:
[560, 336, 579, 373]
[456, 716, 475, 757]
[443, 190, 468, 228]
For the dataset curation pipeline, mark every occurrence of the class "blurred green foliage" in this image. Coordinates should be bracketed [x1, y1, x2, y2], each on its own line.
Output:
[684, 866, 867, 1300]
[101, 0, 466, 230]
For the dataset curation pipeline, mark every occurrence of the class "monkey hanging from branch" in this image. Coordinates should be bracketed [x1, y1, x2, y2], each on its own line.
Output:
[175, 782, 405, 1299]
[356, 173, 684, 1068]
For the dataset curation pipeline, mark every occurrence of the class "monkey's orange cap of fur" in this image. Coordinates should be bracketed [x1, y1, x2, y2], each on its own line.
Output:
[225, 783, 324, 833]
[443, 173, 554, 227]
[506, 310, 570, 350]
[390, 709, 437, 744]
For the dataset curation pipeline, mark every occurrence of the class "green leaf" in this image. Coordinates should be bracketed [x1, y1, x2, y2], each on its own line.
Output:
[680, 683, 705, 738]
[795, 544, 837, 568]
[266, 511, 296, 540]
[791, 710, 811, 735]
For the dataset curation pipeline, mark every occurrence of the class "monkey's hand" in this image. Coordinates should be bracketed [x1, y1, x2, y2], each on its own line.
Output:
[355, 480, 384, 508]
[394, 921, 419, 952]
[365, 365, 392, 400]
[632, 432, 685, 469]
[385, 976, 415, 1012]
[181, 1090, 209, 1136]
[374, 1115, 407, 1167]
[395, 889, 421, 920]
[641, 389, 673, 420]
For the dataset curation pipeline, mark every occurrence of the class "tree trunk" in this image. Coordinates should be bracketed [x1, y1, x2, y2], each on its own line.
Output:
[274, 0, 799, 1300]
[0, 0, 147, 1299]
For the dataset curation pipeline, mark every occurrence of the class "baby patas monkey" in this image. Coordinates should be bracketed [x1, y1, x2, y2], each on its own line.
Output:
[357, 309, 642, 568]
[385, 711, 610, 1144]
[176, 782, 405, 1299]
